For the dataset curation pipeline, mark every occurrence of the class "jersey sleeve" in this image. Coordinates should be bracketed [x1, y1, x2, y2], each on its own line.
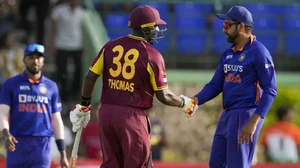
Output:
[194, 56, 225, 105]
[147, 52, 168, 91]
[0, 79, 13, 106]
[253, 46, 277, 118]
[51, 83, 62, 113]
[89, 46, 105, 76]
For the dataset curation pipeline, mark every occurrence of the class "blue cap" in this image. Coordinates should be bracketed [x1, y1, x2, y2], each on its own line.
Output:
[24, 43, 45, 57]
[216, 5, 254, 27]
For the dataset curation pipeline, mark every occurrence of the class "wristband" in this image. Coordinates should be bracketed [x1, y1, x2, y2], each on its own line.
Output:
[179, 97, 185, 108]
[55, 139, 65, 151]
[81, 96, 91, 106]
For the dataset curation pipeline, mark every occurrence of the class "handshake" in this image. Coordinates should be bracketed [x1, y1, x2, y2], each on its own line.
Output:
[69, 95, 198, 133]
[179, 95, 198, 118]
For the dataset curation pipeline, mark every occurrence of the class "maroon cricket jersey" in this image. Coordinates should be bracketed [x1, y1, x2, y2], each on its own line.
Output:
[89, 34, 168, 109]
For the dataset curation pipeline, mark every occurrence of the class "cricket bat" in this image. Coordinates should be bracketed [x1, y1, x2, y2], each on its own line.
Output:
[69, 127, 83, 168]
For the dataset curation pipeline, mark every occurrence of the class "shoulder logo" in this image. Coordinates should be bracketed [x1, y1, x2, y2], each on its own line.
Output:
[39, 83, 48, 94]
[226, 55, 233, 59]
[239, 53, 246, 62]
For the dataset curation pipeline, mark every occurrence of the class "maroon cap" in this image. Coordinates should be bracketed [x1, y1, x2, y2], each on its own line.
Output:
[128, 5, 166, 29]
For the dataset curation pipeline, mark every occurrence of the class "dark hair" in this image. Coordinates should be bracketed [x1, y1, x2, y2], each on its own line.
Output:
[276, 106, 290, 120]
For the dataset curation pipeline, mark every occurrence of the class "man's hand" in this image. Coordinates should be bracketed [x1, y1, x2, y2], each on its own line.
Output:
[60, 151, 69, 168]
[70, 104, 91, 132]
[4, 134, 18, 152]
[239, 113, 261, 144]
[179, 95, 198, 117]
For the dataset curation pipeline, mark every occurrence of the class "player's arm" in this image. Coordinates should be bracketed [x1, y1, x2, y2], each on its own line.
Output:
[0, 80, 18, 151]
[253, 48, 277, 119]
[193, 57, 225, 105]
[0, 80, 12, 134]
[81, 46, 106, 105]
[51, 83, 68, 158]
[52, 112, 67, 154]
[0, 104, 10, 135]
[146, 55, 183, 107]
[155, 89, 182, 107]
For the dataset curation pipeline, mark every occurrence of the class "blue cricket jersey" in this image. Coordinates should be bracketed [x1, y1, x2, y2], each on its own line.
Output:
[0, 73, 62, 136]
[195, 36, 277, 118]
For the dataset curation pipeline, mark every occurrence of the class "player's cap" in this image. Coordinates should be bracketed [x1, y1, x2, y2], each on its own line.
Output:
[216, 5, 254, 27]
[24, 43, 45, 57]
[128, 5, 166, 29]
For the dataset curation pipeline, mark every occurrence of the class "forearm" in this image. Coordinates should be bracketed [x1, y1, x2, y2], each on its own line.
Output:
[82, 72, 98, 98]
[249, 113, 262, 125]
[194, 83, 222, 105]
[52, 114, 64, 140]
[156, 89, 183, 107]
[60, 150, 67, 157]
[0, 105, 10, 132]
[160, 93, 182, 107]
[52, 115, 66, 153]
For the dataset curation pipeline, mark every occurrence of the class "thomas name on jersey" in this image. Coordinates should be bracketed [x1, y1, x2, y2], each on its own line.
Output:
[108, 78, 134, 92]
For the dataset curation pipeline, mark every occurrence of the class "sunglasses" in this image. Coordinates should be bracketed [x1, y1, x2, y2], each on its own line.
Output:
[223, 22, 240, 30]
[24, 44, 45, 56]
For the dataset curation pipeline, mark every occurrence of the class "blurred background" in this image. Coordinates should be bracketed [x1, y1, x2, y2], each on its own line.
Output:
[0, 0, 300, 167]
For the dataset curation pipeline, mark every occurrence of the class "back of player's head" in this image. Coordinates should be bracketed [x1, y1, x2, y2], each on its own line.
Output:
[276, 106, 291, 121]
[24, 43, 45, 57]
[128, 5, 167, 42]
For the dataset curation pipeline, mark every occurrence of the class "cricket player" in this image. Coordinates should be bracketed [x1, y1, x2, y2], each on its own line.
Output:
[189, 6, 277, 168]
[0, 43, 69, 168]
[69, 5, 198, 168]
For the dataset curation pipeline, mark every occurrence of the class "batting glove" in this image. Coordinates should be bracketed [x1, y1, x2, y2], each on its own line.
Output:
[70, 104, 91, 132]
[179, 95, 198, 117]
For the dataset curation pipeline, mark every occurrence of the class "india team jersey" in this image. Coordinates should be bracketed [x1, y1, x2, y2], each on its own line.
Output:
[197, 36, 277, 113]
[89, 34, 168, 109]
[0, 73, 62, 137]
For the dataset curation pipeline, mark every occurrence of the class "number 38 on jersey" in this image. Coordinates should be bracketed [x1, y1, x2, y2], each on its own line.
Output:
[108, 45, 139, 92]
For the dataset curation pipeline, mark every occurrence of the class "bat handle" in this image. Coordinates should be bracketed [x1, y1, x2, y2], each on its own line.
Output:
[69, 156, 78, 168]
[69, 127, 83, 168]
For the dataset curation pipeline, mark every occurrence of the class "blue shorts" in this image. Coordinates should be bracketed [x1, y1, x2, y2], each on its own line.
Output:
[6, 136, 51, 168]
[209, 108, 264, 168]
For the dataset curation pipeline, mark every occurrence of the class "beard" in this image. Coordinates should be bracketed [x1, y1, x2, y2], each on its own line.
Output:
[226, 30, 239, 43]
[26, 65, 41, 75]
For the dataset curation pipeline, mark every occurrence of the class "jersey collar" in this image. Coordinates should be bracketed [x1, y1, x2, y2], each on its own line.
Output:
[21, 72, 44, 84]
[127, 34, 147, 42]
[231, 35, 256, 52]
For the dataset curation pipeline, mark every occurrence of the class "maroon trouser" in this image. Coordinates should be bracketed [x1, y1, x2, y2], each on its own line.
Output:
[98, 104, 152, 168]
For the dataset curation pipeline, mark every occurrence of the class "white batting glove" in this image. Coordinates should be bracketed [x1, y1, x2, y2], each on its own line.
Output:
[179, 95, 198, 117]
[70, 104, 91, 132]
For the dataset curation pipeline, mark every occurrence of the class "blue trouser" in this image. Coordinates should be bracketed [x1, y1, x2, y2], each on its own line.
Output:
[6, 136, 51, 168]
[209, 108, 264, 168]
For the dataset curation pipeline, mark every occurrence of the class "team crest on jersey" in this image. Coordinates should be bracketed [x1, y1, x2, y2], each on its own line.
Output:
[239, 53, 246, 62]
[39, 84, 47, 94]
